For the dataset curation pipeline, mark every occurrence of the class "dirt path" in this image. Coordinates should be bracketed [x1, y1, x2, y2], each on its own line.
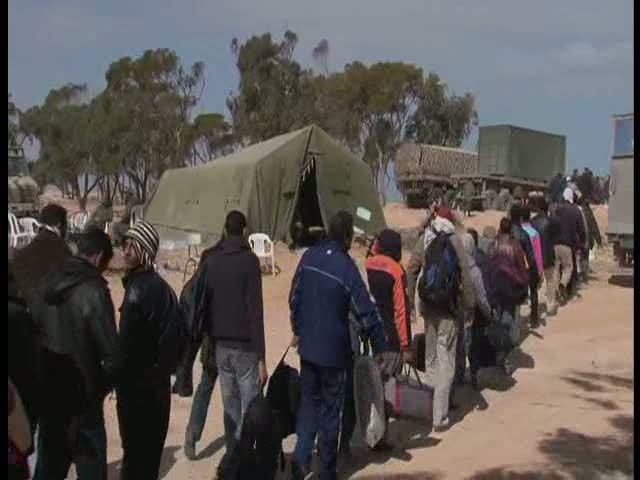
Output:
[57, 202, 631, 480]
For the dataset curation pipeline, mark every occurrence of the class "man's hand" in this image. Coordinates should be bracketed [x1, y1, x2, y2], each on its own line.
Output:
[258, 360, 268, 388]
[290, 335, 299, 348]
[402, 349, 414, 365]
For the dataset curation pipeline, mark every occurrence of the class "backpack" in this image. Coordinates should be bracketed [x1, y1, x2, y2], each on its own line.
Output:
[418, 232, 460, 310]
[157, 284, 189, 376]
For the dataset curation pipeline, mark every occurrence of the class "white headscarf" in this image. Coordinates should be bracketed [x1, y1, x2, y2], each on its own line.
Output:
[563, 187, 575, 204]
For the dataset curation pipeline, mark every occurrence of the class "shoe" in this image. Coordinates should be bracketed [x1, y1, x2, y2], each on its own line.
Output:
[290, 462, 313, 480]
[433, 417, 451, 433]
[183, 438, 196, 460]
[530, 319, 540, 329]
[547, 307, 557, 317]
[471, 373, 480, 391]
[371, 439, 393, 452]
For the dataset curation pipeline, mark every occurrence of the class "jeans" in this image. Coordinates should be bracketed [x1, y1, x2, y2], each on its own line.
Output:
[422, 304, 458, 427]
[186, 367, 218, 445]
[215, 346, 260, 452]
[117, 379, 171, 480]
[339, 360, 355, 452]
[34, 402, 107, 480]
[293, 360, 346, 480]
[529, 277, 539, 324]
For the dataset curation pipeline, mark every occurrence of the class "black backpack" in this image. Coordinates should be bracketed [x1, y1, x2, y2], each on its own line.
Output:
[418, 232, 461, 310]
[157, 283, 189, 376]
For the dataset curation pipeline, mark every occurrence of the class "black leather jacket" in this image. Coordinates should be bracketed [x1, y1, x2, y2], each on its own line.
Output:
[40, 256, 119, 406]
[118, 268, 177, 390]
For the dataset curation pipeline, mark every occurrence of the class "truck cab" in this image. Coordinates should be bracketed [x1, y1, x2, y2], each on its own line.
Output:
[606, 113, 634, 268]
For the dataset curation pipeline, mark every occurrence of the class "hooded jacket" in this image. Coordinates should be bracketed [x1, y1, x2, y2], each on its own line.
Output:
[11, 229, 72, 309]
[406, 216, 476, 314]
[289, 240, 386, 369]
[365, 230, 411, 352]
[195, 235, 266, 360]
[39, 256, 119, 409]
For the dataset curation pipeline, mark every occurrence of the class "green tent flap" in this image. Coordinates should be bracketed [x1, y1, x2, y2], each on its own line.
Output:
[144, 124, 386, 246]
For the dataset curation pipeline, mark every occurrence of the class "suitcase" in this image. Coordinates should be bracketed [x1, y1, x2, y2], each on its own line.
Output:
[384, 366, 433, 421]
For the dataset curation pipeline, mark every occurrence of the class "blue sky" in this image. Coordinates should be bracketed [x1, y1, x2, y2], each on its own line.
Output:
[9, 0, 633, 179]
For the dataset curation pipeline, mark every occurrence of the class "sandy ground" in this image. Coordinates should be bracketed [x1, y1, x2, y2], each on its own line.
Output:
[43, 192, 632, 479]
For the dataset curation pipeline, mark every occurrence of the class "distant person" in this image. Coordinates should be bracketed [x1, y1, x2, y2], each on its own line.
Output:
[34, 228, 119, 480]
[574, 191, 591, 283]
[11, 203, 71, 308]
[116, 221, 179, 480]
[547, 173, 564, 205]
[490, 218, 529, 375]
[289, 211, 386, 480]
[192, 211, 268, 477]
[86, 200, 113, 233]
[478, 226, 497, 257]
[463, 181, 475, 217]
[603, 176, 611, 205]
[552, 189, 586, 303]
[520, 206, 544, 328]
[408, 207, 476, 432]
[530, 197, 560, 317]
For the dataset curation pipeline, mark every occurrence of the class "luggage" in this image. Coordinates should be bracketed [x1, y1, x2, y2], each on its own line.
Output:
[353, 356, 386, 448]
[384, 366, 433, 421]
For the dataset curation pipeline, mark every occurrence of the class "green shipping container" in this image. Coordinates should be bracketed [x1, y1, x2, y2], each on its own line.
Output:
[478, 125, 566, 182]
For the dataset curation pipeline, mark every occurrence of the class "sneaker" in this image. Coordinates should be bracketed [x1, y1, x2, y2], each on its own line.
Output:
[183, 438, 196, 460]
[433, 417, 451, 433]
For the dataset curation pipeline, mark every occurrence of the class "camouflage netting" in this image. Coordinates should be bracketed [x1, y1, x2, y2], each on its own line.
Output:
[395, 143, 479, 179]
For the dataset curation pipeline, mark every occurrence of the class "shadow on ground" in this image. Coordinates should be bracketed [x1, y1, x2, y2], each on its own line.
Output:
[195, 435, 225, 460]
[608, 275, 634, 288]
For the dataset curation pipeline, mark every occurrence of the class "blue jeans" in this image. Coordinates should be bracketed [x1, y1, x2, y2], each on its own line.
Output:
[215, 346, 260, 451]
[33, 402, 107, 480]
[186, 367, 218, 444]
[293, 360, 346, 480]
[339, 360, 355, 451]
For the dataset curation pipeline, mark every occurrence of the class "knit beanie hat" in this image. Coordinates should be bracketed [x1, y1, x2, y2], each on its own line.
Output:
[124, 221, 160, 269]
[376, 229, 402, 262]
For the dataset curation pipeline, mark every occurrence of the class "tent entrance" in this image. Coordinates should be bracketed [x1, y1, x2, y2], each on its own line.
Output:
[290, 157, 325, 247]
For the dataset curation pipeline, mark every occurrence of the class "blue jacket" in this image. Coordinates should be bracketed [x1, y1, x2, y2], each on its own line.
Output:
[289, 240, 386, 369]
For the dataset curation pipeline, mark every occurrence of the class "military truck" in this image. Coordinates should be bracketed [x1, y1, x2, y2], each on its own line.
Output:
[394, 143, 478, 208]
[395, 125, 567, 209]
[606, 113, 633, 268]
[8, 146, 40, 218]
[451, 125, 567, 206]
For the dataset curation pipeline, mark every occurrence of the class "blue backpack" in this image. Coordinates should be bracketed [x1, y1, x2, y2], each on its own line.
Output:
[418, 232, 460, 311]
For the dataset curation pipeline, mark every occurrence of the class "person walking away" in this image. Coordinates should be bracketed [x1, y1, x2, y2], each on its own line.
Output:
[363, 229, 413, 446]
[552, 189, 586, 303]
[490, 218, 529, 375]
[289, 211, 386, 480]
[477, 226, 497, 257]
[459, 232, 494, 390]
[34, 228, 119, 480]
[520, 206, 544, 328]
[116, 221, 179, 480]
[574, 191, 591, 284]
[172, 246, 220, 460]
[410, 207, 476, 432]
[530, 197, 560, 317]
[509, 205, 540, 329]
[463, 181, 475, 217]
[576, 192, 602, 273]
[191, 211, 268, 476]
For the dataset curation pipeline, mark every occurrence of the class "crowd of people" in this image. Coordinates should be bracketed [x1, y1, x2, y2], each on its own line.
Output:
[8, 177, 603, 480]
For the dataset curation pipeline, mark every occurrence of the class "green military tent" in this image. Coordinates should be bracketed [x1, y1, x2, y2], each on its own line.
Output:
[144, 124, 386, 246]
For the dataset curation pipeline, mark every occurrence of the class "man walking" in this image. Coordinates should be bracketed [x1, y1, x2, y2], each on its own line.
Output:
[552, 189, 586, 303]
[509, 205, 540, 326]
[406, 207, 476, 432]
[34, 228, 119, 480]
[289, 211, 386, 480]
[530, 197, 559, 317]
[117, 221, 180, 480]
[193, 211, 267, 475]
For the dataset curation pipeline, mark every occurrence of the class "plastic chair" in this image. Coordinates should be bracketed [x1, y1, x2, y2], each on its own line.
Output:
[248, 233, 276, 276]
[8, 212, 29, 248]
[19, 217, 40, 241]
